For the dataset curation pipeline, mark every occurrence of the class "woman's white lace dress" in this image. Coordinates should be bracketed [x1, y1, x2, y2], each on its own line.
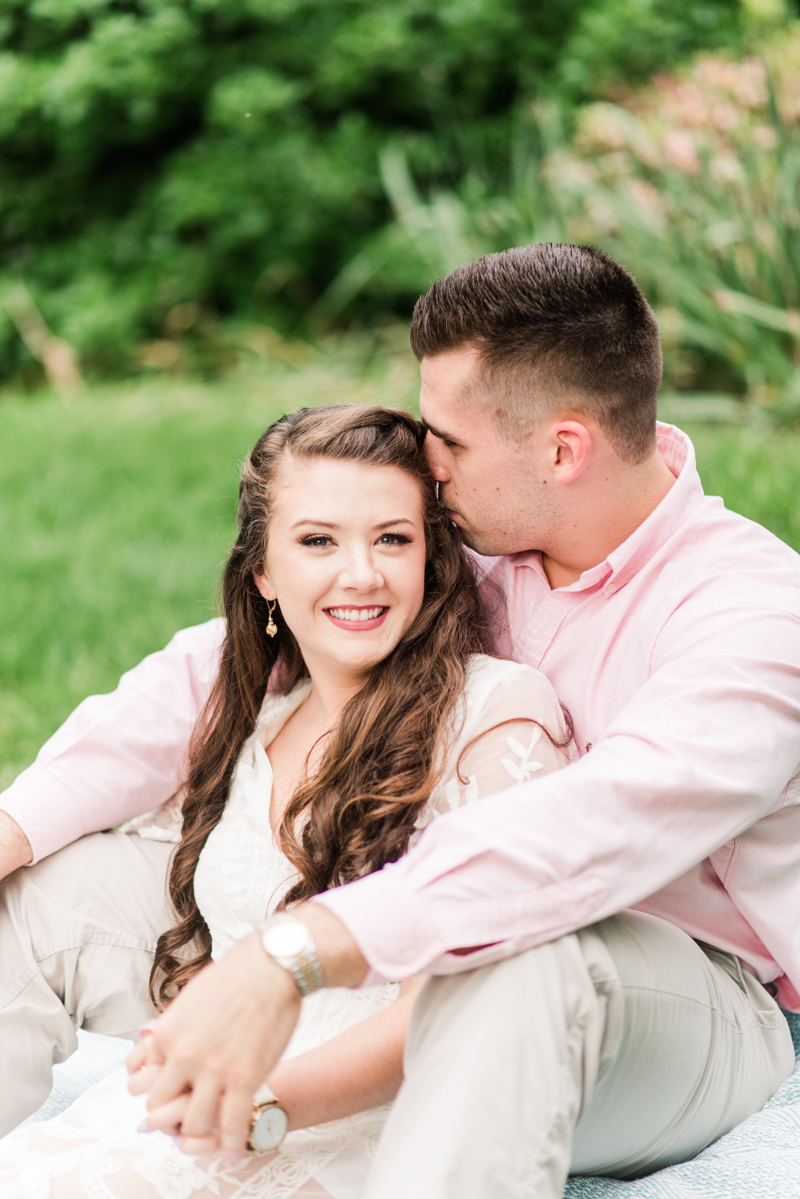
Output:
[0, 654, 571, 1199]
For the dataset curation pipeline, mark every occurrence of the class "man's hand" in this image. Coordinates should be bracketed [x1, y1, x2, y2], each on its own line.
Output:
[128, 903, 368, 1162]
[0, 811, 33, 880]
[129, 932, 301, 1161]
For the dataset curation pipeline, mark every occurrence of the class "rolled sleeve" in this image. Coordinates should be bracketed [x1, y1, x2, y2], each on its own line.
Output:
[0, 619, 224, 863]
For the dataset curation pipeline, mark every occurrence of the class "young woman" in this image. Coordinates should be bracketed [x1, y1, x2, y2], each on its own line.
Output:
[0, 405, 573, 1199]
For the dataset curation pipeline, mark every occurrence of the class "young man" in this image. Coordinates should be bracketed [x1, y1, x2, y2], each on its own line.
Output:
[3, 246, 800, 1197]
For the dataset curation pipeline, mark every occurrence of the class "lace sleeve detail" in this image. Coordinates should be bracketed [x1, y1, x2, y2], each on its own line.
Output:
[432, 661, 576, 815]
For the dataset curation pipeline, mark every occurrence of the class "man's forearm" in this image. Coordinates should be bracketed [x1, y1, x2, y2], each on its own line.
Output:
[0, 810, 33, 880]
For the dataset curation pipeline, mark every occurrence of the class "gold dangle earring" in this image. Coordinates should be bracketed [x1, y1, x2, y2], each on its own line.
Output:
[265, 600, 278, 638]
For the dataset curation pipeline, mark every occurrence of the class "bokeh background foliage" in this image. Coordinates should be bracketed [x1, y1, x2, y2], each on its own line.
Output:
[0, 0, 789, 388]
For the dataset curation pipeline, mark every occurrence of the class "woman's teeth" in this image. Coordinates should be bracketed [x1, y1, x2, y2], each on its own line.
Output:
[328, 607, 385, 622]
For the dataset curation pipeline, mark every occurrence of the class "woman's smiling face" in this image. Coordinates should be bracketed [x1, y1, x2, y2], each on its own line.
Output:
[254, 454, 428, 686]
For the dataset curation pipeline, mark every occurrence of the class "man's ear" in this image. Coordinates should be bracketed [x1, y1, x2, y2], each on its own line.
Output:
[253, 569, 277, 602]
[551, 420, 593, 484]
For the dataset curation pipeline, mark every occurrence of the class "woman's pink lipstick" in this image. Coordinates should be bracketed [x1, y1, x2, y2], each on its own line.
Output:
[324, 606, 389, 631]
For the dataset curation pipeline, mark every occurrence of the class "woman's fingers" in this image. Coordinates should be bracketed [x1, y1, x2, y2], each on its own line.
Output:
[141, 1093, 190, 1134]
[127, 1030, 159, 1075]
[179, 1132, 221, 1157]
[128, 1063, 164, 1097]
[127, 1025, 166, 1091]
[127, 1039, 148, 1074]
[218, 1084, 256, 1164]
[173, 1073, 224, 1140]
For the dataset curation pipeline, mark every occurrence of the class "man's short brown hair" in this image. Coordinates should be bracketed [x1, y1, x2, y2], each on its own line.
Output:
[410, 243, 662, 463]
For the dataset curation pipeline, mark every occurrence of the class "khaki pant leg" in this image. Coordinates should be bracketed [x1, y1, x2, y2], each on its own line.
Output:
[0, 830, 174, 1134]
[366, 910, 794, 1199]
[571, 911, 794, 1177]
[366, 931, 619, 1199]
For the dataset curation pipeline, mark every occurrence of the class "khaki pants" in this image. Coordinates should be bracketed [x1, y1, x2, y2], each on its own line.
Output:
[367, 910, 795, 1198]
[0, 830, 173, 1135]
[0, 836, 793, 1195]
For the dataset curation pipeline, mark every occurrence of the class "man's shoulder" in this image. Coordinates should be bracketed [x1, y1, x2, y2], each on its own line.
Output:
[679, 497, 800, 615]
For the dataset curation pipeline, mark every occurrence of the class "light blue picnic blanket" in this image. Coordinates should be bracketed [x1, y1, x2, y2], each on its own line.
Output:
[21, 1016, 800, 1196]
[21, 1029, 134, 1128]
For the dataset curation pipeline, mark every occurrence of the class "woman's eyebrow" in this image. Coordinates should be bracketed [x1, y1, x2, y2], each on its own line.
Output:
[290, 519, 339, 530]
[289, 518, 416, 531]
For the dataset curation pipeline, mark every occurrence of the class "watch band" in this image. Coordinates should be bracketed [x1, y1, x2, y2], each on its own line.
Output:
[253, 914, 326, 997]
[248, 1082, 288, 1155]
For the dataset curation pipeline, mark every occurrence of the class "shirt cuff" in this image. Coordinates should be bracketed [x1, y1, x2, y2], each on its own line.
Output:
[0, 763, 92, 864]
[315, 867, 547, 985]
[315, 864, 447, 983]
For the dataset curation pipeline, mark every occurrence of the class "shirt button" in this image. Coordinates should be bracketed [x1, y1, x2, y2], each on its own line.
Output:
[503, 941, 518, 958]
[530, 600, 541, 613]
[605, 582, 617, 596]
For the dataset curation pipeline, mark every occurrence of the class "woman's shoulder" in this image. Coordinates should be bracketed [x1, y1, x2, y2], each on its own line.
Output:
[464, 653, 558, 703]
[460, 653, 567, 740]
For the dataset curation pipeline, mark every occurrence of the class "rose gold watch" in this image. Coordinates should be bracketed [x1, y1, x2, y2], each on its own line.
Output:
[247, 1083, 288, 1155]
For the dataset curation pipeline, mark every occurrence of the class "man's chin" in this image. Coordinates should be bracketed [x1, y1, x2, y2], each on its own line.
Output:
[445, 507, 517, 557]
[456, 527, 510, 558]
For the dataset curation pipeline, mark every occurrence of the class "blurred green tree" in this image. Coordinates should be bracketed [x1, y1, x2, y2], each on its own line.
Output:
[0, 0, 766, 379]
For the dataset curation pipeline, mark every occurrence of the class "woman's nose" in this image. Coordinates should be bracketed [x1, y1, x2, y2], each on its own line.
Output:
[339, 550, 384, 592]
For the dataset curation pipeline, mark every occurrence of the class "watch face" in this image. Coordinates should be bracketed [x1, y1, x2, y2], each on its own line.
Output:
[251, 1104, 288, 1154]
[264, 919, 308, 958]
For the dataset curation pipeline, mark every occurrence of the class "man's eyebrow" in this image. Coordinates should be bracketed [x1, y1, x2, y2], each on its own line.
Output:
[421, 420, 459, 444]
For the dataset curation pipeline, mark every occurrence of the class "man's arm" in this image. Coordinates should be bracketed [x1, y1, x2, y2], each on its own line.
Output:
[319, 602, 800, 980]
[0, 619, 224, 866]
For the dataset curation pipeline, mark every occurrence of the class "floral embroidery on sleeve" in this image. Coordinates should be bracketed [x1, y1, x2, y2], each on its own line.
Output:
[501, 726, 545, 784]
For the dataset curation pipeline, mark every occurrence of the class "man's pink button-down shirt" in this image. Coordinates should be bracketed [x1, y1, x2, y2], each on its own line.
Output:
[4, 424, 800, 1007]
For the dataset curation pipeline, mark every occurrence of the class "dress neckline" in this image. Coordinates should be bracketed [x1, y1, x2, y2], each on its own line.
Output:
[252, 680, 313, 842]
[257, 679, 313, 750]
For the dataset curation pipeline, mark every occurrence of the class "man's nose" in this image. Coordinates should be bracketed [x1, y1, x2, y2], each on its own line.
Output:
[424, 432, 450, 482]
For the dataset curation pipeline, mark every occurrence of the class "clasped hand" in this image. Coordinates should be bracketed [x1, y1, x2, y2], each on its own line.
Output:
[127, 932, 301, 1163]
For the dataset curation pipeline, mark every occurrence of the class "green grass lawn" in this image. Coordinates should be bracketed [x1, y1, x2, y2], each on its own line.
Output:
[2, 370, 799, 791]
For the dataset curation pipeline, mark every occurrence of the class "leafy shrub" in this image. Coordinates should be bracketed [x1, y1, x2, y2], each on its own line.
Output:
[348, 16, 800, 417]
[0, 0, 764, 383]
[551, 22, 800, 415]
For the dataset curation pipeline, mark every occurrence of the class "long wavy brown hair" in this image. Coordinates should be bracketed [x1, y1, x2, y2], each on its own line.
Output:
[150, 404, 494, 1006]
